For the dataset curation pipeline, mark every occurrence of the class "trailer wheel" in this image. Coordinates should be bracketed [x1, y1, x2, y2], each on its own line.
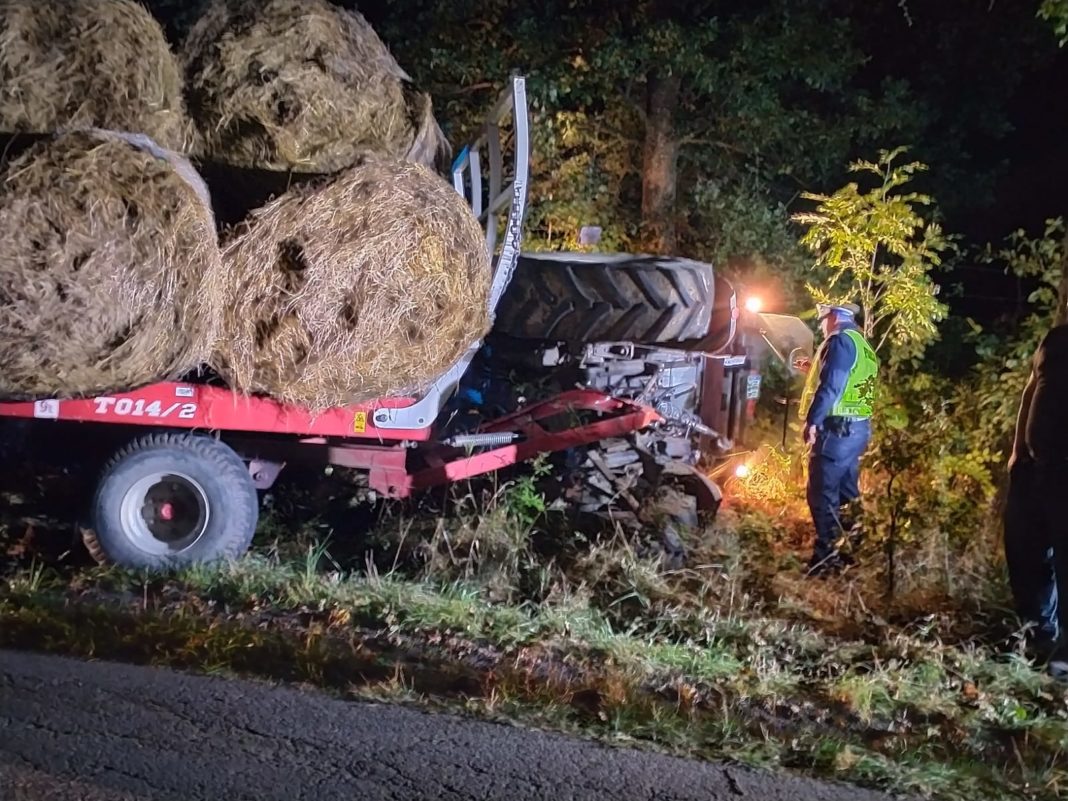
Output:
[86, 434, 258, 570]
[495, 252, 736, 351]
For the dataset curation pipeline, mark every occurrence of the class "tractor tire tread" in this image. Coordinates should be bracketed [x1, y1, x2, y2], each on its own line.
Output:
[496, 254, 716, 345]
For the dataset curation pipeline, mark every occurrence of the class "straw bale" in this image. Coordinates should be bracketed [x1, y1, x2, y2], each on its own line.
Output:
[182, 0, 447, 172]
[211, 154, 489, 409]
[0, 0, 195, 151]
[0, 130, 223, 398]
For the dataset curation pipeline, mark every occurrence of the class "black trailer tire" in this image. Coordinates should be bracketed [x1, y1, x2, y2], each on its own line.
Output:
[495, 252, 735, 350]
[86, 433, 258, 570]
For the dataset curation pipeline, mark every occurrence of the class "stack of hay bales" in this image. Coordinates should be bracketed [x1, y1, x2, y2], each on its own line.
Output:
[184, 0, 489, 409]
[212, 154, 490, 409]
[0, 0, 195, 151]
[0, 130, 223, 398]
[0, 0, 488, 410]
[182, 0, 449, 172]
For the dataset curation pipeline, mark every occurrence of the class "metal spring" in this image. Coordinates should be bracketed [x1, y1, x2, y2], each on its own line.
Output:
[444, 432, 518, 448]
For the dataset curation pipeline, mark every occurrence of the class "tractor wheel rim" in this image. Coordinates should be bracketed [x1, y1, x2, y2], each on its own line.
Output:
[120, 472, 210, 556]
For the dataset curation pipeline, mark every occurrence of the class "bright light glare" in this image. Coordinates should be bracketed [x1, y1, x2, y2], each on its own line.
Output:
[744, 296, 763, 313]
[735, 463, 751, 479]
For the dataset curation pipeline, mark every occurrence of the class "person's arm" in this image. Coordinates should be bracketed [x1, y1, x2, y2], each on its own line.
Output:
[1012, 330, 1055, 466]
[805, 333, 855, 430]
[1009, 373, 1036, 469]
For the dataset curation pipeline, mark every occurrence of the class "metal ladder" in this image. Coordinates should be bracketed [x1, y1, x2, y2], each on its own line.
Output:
[373, 75, 530, 431]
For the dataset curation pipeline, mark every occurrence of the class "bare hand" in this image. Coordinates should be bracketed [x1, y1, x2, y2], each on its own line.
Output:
[803, 424, 818, 446]
[792, 356, 812, 373]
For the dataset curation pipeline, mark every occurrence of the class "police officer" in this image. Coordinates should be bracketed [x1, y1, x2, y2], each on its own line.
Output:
[797, 303, 879, 575]
[1004, 322, 1068, 676]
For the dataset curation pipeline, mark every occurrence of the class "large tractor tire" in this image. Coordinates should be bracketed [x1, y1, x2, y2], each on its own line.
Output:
[495, 252, 736, 352]
[85, 433, 258, 570]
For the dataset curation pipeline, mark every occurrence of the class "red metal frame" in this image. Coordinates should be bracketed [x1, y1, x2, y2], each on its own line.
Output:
[0, 383, 664, 500]
[400, 389, 661, 496]
[262, 390, 662, 498]
[0, 382, 429, 441]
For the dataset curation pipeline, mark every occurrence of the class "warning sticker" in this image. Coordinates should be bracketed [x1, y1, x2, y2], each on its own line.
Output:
[33, 399, 59, 419]
[746, 374, 762, 400]
[353, 411, 367, 433]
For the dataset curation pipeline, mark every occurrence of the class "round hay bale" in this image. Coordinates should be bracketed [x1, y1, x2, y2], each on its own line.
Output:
[0, 0, 195, 152]
[212, 154, 490, 409]
[182, 0, 448, 173]
[0, 130, 223, 399]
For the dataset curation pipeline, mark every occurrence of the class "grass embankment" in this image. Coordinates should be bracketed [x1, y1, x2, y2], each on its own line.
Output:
[1, 465, 1066, 800]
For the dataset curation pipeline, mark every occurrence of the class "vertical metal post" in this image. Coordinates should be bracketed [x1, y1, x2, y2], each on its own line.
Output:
[781, 386, 791, 449]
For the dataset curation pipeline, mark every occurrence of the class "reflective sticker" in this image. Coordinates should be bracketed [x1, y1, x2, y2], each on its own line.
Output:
[746, 374, 762, 400]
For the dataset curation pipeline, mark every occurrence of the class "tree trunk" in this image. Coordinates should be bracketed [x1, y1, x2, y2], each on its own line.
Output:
[640, 71, 681, 255]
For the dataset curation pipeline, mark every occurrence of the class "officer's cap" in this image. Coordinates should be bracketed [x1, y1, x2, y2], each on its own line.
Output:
[816, 302, 861, 321]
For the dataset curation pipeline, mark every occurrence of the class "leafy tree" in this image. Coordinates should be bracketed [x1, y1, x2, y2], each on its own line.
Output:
[864, 371, 1000, 598]
[373, 0, 925, 266]
[567, 0, 926, 258]
[792, 147, 950, 363]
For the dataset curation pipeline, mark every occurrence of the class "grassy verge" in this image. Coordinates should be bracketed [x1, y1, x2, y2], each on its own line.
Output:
[2, 466, 1067, 799]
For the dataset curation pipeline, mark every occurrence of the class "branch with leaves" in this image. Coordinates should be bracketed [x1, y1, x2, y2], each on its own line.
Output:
[791, 146, 950, 364]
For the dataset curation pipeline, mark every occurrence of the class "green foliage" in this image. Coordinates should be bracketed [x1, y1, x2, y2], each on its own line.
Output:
[522, 103, 642, 252]
[867, 374, 999, 563]
[1039, 0, 1068, 45]
[966, 218, 1066, 457]
[379, 1, 927, 270]
[793, 147, 950, 364]
[860, 221, 1066, 592]
[985, 217, 1066, 321]
[501, 456, 552, 529]
[685, 173, 806, 272]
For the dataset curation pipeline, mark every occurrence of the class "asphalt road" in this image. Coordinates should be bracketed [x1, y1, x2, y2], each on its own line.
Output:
[0, 650, 902, 801]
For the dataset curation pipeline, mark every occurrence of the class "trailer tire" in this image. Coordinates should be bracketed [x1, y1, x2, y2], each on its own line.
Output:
[86, 433, 258, 570]
[495, 252, 735, 351]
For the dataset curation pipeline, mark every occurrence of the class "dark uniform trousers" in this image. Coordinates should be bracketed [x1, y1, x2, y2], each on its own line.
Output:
[1004, 459, 1068, 642]
[807, 416, 871, 563]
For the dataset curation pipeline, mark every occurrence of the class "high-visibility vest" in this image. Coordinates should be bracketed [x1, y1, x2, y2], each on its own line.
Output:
[799, 328, 879, 420]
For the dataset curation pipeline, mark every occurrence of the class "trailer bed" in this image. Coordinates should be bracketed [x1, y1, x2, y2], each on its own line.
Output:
[0, 382, 430, 441]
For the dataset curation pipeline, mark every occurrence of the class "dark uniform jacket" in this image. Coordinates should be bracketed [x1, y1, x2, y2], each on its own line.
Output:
[805, 322, 860, 429]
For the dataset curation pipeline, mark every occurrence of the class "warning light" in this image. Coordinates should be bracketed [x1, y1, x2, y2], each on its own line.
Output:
[744, 296, 763, 314]
[735, 463, 751, 479]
